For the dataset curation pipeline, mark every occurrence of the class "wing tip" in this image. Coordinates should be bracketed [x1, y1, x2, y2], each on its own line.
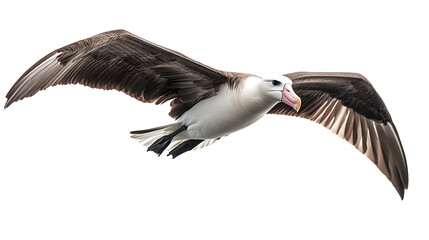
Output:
[390, 161, 407, 200]
[385, 122, 408, 200]
[396, 184, 405, 200]
[4, 95, 16, 109]
[4, 100, 11, 109]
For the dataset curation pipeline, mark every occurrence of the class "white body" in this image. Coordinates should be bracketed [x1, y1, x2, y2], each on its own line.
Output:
[177, 76, 280, 140]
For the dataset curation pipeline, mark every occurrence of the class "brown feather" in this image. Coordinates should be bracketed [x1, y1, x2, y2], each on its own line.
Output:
[4, 30, 250, 120]
[268, 72, 408, 198]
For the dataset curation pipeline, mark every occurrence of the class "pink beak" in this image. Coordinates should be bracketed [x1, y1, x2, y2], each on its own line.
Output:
[281, 84, 301, 112]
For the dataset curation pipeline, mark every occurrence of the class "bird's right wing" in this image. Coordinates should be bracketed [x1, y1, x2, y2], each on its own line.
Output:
[269, 72, 408, 198]
[5, 30, 229, 119]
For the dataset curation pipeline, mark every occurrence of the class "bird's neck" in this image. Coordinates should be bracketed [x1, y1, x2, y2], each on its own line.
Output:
[235, 76, 278, 113]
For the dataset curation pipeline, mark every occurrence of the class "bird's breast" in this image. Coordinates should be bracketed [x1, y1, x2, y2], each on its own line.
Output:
[177, 84, 275, 139]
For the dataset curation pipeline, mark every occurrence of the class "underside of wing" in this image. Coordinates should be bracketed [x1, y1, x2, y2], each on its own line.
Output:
[269, 72, 408, 198]
[5, 30, 229, 119]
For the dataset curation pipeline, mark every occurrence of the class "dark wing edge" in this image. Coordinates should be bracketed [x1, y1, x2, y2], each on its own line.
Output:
[269, 72, 408, 198]
[5, 29, 229, 119]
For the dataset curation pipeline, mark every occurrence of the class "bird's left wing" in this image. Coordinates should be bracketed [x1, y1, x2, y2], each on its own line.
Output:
[5, 30, 229, 119]
[268, 72, 408, 198]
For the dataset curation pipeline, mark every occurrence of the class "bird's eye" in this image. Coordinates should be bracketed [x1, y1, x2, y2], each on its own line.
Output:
[271, 80, 281, 86]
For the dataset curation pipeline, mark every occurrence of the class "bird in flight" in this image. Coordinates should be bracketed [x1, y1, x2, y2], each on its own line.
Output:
[5, 30, 408, 198]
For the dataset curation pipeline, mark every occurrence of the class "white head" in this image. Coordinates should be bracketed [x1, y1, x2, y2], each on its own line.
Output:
[259, 75, 301, 111]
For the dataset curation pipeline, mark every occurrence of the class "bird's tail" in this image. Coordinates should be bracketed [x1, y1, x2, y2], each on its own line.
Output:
[130, 123, 183, 147]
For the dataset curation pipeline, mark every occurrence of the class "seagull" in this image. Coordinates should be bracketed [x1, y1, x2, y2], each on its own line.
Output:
[5, 30, 408, 198]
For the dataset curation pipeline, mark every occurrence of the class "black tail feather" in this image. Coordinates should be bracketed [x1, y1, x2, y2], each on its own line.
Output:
[146, 125, 187, 156]
[130, 125, 166, 135]
[168, 139, 203, 159]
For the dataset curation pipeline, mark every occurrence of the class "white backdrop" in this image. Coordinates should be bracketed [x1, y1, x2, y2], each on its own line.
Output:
[1, 1, 428, 239]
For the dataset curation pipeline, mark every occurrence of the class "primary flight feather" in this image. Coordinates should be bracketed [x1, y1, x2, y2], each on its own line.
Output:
[5, 30, 408, 198]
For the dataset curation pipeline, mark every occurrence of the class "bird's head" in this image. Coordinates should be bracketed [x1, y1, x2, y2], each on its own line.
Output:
[261, 75, 301, 112]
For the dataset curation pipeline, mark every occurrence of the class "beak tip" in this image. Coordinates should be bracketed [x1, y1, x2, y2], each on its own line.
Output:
[294, 98, 301, 112]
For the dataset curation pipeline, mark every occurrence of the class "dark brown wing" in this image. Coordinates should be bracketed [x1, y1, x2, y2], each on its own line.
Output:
[5, 29, 229, 119]
[268, 72, 408, 198]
